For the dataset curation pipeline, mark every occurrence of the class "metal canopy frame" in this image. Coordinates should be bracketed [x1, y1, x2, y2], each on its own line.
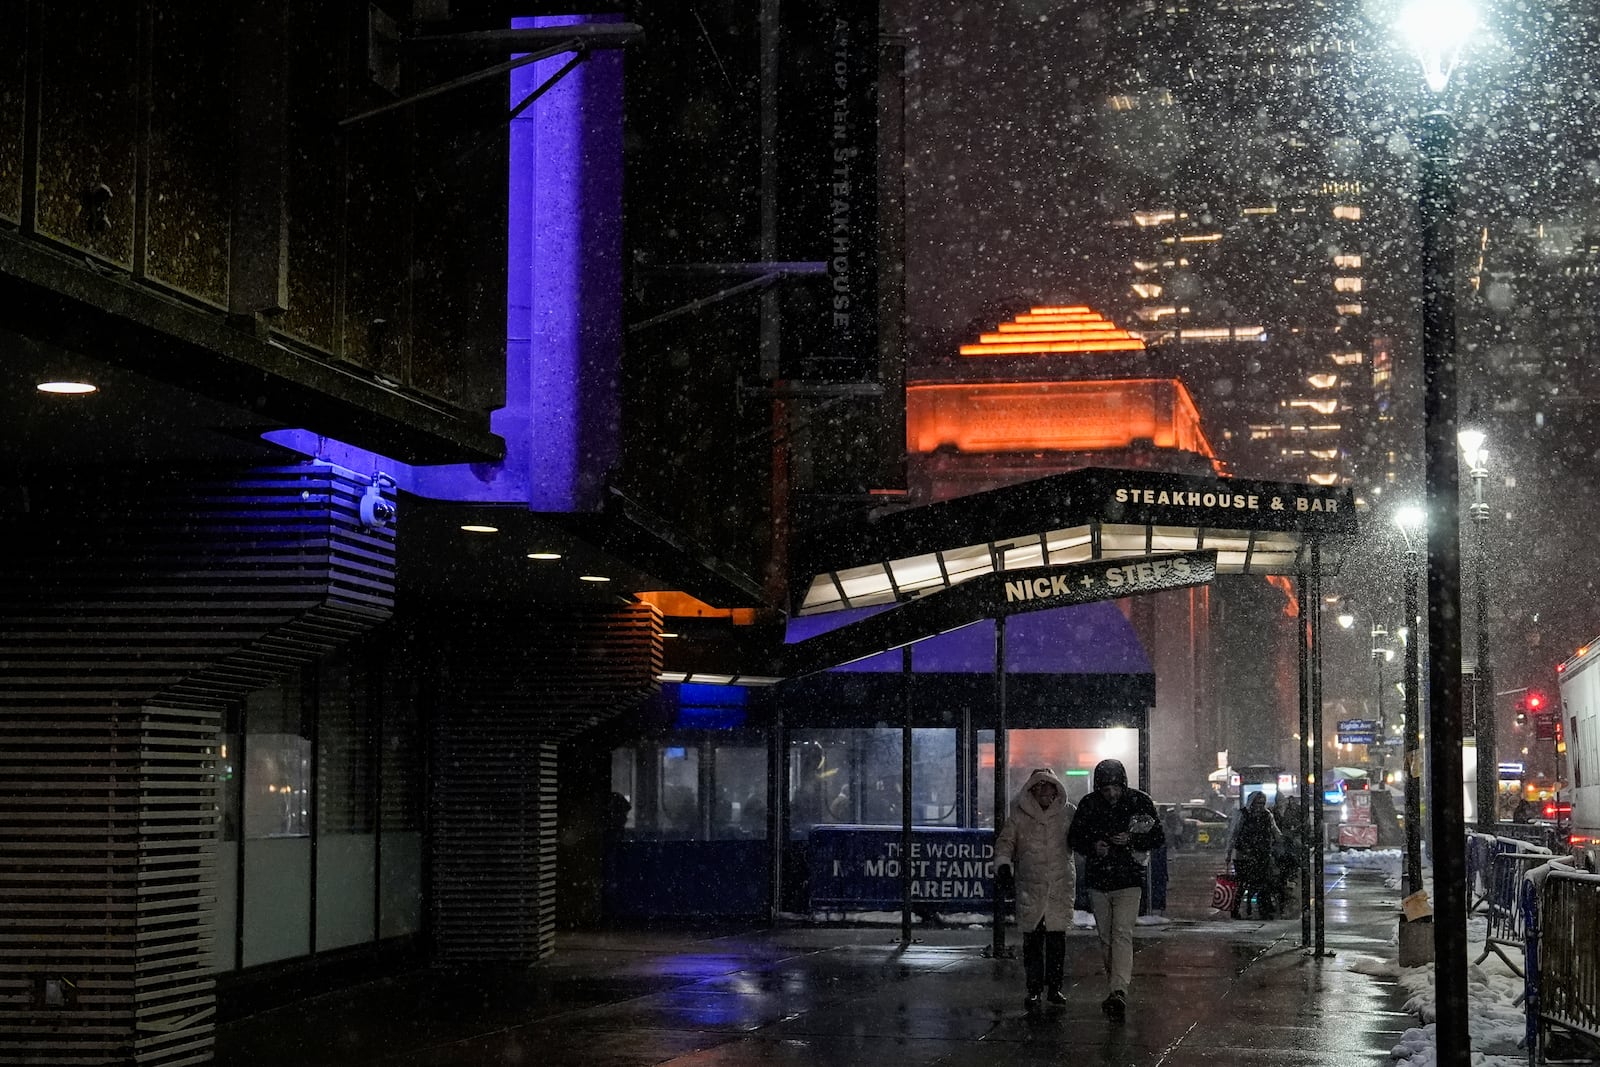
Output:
[342, 22, 645, 127]
[793, 466, 1358, 615]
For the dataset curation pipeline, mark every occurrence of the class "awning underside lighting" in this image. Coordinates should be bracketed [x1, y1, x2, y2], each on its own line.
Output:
[799, 523, 1323, 615]
[657, 671, 782, 686]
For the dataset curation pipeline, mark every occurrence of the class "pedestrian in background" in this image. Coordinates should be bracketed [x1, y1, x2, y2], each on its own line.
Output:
[1272, 795, 1303, 910]
[1228, 791, 1281, 919]
[1069, 759, 1165, 1020]
[994, 767, 1076, 1012]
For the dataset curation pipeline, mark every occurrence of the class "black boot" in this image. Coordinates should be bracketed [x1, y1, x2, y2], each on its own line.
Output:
[1025, 990, 1042, 1012]
[1101, 989, 1126, 1021]
[1046, 988, 1067, 1006]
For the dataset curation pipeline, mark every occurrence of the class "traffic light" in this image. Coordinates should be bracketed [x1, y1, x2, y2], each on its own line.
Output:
[1528, 692, 1545, 712]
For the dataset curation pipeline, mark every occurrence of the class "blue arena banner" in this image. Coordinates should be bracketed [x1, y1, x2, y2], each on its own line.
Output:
[807, 825, 997, 911]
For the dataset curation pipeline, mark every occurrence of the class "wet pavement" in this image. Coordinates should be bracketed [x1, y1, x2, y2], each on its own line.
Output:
[218, 854, 1415, 1066]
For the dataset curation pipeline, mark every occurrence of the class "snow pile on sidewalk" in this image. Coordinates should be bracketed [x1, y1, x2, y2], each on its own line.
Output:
[1325, 847, 1404, 889]
[1387, 914, 1526, 1067]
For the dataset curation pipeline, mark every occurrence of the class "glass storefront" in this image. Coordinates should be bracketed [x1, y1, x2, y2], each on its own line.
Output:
[212, 636, 423, 974]
[787, 728, 960, 836]
[609, 738, 769, 841]
[976, 727, 1141, 825]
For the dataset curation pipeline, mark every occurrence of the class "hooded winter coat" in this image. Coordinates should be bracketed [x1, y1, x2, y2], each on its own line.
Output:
[1068, 759, 1165, 892]
[994, 768, 1077, 932]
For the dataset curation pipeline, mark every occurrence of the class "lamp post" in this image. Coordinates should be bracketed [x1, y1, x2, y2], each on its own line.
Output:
[1337, 605, 1398, 783]
[1395, 505, 1426, 897]
[1398, 2, 1477, 1064]
[1460, 424, 1495, 831]
[1372, 632, 1396, 781]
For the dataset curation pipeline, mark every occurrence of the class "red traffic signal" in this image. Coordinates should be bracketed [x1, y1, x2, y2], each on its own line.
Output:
[1528, 693, 1544, 711]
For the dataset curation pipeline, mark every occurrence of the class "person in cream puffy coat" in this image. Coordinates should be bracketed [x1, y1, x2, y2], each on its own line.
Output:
[994, 767, 1076, 1009]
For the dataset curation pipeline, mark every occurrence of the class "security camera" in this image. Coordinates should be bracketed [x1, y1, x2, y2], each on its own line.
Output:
[360, 479, 397, 529]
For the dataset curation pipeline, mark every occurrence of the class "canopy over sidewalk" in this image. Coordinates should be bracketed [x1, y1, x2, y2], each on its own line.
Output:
[793, 466, 1359, 616]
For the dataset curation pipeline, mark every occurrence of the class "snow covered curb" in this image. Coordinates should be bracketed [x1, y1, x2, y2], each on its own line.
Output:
[1325, 848, 1529, 1063]
[1386, 914, 1526, 1066]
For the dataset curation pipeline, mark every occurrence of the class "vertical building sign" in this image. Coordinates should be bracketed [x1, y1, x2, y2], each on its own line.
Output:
[779, 0, 879, 380]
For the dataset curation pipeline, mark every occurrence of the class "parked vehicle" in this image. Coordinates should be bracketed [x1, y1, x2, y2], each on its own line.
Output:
[1555, 644, 1599, 866]
[1160, 802, 1231, 850]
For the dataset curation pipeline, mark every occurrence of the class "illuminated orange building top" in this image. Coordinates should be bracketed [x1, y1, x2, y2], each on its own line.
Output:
[959, 305, 1146, 356]
[908, 302, 1221, 482]
[906, 378, 1217, 460]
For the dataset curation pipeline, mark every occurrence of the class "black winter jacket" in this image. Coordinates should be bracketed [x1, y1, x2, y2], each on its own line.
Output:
[1068, 788, 1166, 891]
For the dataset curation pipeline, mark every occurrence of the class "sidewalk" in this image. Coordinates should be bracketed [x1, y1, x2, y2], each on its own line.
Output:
[218, 855, 1415, 1066]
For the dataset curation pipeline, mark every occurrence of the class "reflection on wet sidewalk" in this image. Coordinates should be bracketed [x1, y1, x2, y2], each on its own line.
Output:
[217, 856, 1413, 1067]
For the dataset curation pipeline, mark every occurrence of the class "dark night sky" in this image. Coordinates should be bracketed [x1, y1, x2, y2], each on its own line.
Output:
[883, 0, 1600, 725]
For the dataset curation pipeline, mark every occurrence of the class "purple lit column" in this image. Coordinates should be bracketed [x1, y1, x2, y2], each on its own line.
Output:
[510, 14, 624, 511]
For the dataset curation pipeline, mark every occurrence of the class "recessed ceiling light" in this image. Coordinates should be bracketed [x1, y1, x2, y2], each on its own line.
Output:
[460, 524, 499, 534]
[37, 381, 97, 394]
[526, 552, 562, 561]
[579, 574, 610, 583]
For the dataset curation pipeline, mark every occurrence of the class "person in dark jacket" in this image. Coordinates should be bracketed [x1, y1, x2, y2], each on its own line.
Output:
[1228, 791, 1282, 919]
[1068, 759, 1164, 1020]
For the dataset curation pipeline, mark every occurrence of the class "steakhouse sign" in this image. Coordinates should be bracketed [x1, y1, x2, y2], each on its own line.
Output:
[782, 551, 1217, 678]
[1002, 553, 1210, 607]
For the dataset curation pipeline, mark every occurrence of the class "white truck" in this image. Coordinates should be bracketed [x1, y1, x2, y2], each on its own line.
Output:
[1556, 641, 1600, 867]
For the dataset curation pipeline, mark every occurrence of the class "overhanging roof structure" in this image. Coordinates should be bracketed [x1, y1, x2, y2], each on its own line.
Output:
[794, 466, 1357, 616]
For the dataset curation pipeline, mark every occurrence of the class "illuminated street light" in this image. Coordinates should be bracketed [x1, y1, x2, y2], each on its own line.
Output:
[1397, 1, 1477, 1062]
[1398, 0, 1479, 93]
[1459, 415, 1495, 836]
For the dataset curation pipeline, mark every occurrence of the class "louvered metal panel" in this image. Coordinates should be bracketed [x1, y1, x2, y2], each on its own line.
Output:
[0, 464, 394, 1067]
[429, 605, 660, 963]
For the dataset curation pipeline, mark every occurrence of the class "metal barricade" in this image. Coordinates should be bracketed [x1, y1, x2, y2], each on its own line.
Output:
[1468, 832, 1517, 914]
[1496, 821, 1562, 854]
[1477, 848, 1553, 983]
[1529, 866, 1600, 1063]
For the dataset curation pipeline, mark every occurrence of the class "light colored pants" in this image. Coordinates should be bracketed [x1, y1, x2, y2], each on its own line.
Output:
[1089, 886, 1142, 994]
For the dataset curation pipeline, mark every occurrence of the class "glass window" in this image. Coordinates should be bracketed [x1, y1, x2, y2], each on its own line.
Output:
[789, 729, 960, 835]
[610, 747, 638, 831]
[912, 729, 960, 826]
[212, 703, 242, 973]
[975, 728, 1140, 827]
[656, 745, 700, 839]
[243, 677, 310, 840]
[789, 730, 856, 835]
[316, 652, 376, 953]
[318, 652, 373, 835]
[379, 651, 423, 939]
[242, 673, 312, 967]
[712, 746, 767, 839]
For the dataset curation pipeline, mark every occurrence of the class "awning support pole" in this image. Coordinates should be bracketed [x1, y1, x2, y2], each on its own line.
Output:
[1298, 571, 1312, 949]
[1312, 542, 1329, 956]
[991, 616, 1009, 958]
[901, 645, 914, 944]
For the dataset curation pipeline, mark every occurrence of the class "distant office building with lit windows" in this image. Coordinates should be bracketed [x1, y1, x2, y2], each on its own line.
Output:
[1082, 0, 1404, 501]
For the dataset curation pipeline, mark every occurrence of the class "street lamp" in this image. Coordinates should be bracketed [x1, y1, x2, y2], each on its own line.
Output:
[1460, 419, 1495, 833]
[1398, 2, 1477, 1064]
[1335, 602, 1400, 783]
[1394, 505, 1426, 897]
